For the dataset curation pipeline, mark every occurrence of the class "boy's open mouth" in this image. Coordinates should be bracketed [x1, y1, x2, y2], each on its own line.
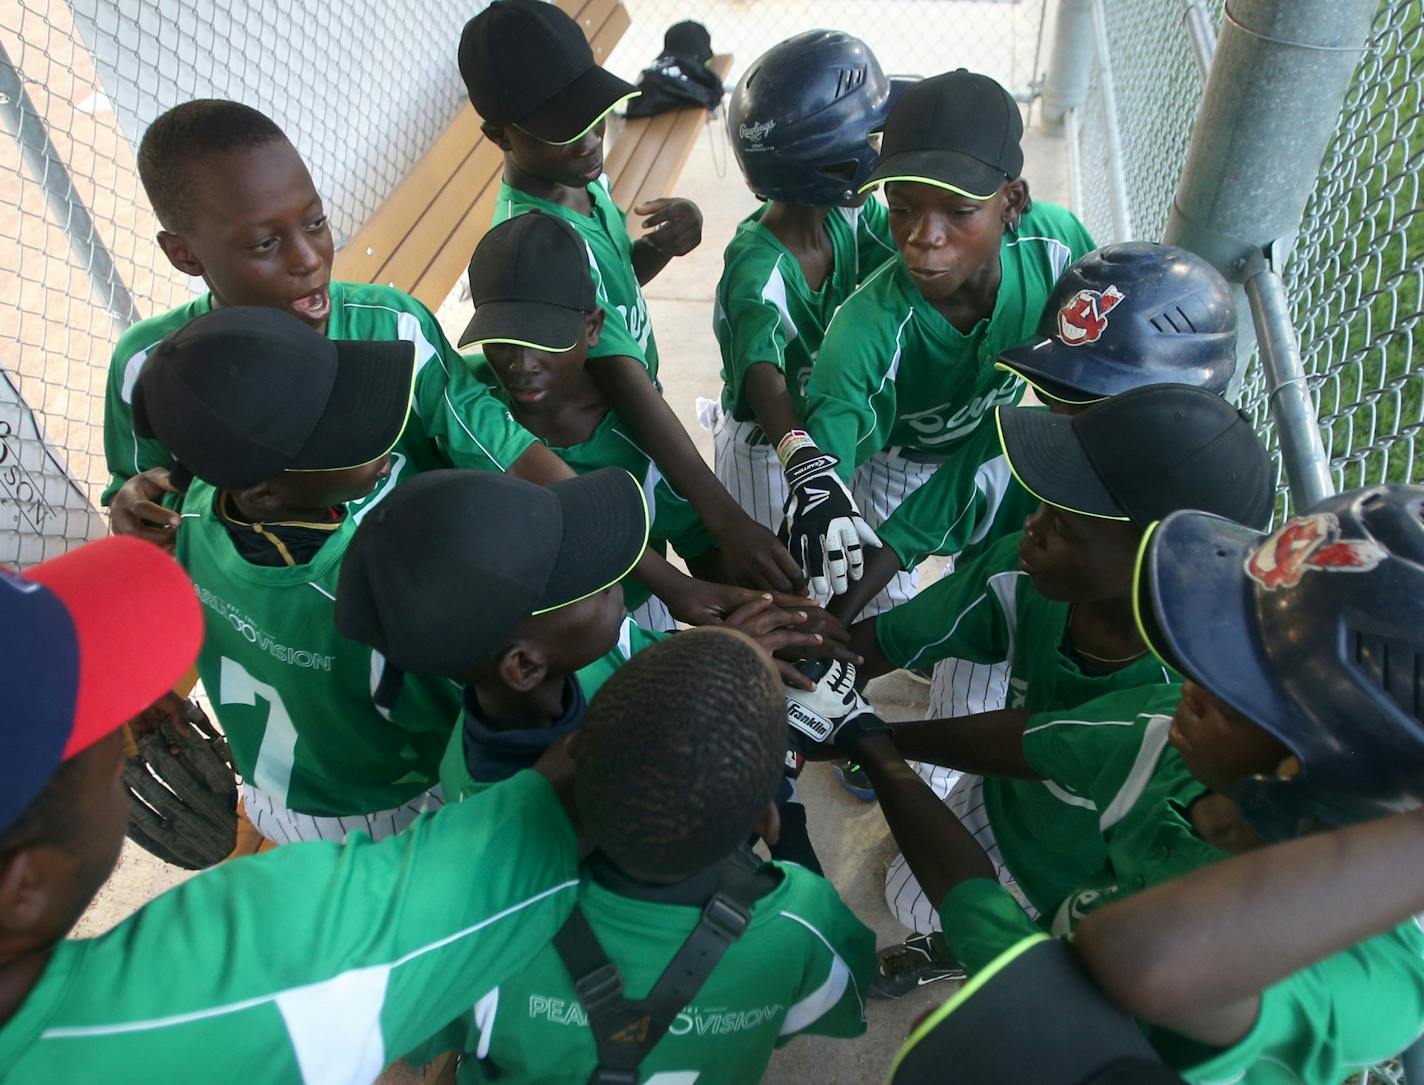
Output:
[290, 288, 331, 323]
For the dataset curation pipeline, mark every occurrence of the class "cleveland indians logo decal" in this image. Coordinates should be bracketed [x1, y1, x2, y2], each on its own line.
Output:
[1245, 512, 1386, 591]
[1057, 285, 1125, 346]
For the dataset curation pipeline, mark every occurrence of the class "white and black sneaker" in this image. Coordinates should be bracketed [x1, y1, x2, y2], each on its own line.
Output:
[869, 932, 966, 999]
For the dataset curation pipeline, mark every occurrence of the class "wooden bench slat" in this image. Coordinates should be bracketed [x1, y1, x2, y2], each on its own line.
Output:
[588, 1, 630, 65]
[408, 178, 507, 308]
[609, 111, 679, 210]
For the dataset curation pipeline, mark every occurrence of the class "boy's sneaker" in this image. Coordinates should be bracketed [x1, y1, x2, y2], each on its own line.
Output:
[870, 933, 966, 999]
[834, 761, 876, 801]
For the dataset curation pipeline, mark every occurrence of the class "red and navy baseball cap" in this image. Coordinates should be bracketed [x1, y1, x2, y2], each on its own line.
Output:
[459, 0, 638, 144]
[2, 536, 203, 834]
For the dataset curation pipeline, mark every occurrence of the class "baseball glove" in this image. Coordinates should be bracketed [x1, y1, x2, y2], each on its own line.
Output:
[124, 699, 238, 870]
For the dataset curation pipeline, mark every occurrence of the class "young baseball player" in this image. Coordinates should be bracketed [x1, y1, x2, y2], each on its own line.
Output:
[131, 306, 461, 844]
[103, 98, 569, 547]
[833, 242, 1240, 628]
[427, 211, 767, 631]
[425, 628, 874, 1084]
[781, 69, 1096, 609]
[459, 0, 804, 594]
[709, 30, 900, 538]
[0, 534, 582, 1084]
[818, 483, 1424, 1084]
[334, 468, 831, 871]
[849, 383, 1273, 991]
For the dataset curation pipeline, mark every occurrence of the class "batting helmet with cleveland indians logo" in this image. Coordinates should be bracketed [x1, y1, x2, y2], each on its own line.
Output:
[1133, 484, 1424, 840]
[999, 242, 1236, 406]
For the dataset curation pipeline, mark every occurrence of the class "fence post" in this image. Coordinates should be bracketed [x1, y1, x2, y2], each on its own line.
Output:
[1040, 0, 1096, 132]
[1162, 0, 1377, 500]
[1179, 0, 1217, 80]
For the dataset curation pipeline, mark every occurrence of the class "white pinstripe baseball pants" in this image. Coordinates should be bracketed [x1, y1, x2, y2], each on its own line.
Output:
[240, 781, 445, 845]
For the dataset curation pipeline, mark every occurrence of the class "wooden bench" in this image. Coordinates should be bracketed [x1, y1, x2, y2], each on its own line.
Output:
[607, 52, 734, 234]
[333, 3, 730, 309]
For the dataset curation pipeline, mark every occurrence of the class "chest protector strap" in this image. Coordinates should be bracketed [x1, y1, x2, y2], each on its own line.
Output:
[553, 850, 776, 1085]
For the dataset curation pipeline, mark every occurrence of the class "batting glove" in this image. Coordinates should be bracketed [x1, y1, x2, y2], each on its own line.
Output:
[785, 658, 891, 759]
[781, 448, 882, 597]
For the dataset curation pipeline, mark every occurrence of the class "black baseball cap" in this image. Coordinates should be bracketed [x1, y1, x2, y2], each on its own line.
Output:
[458, 212, 596, 350]
[890, 936, 1185, 1085]
[862, 69, 1023, 199]
[996, 384, 1274, 529]
[335, 468, 649, 679]
[459, 0, 638, 145]
[132, 307, 414, 491]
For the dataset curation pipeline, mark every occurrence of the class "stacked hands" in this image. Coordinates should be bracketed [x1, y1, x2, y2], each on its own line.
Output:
[783, 657, 891, 759]
[780, 443, 882, 597]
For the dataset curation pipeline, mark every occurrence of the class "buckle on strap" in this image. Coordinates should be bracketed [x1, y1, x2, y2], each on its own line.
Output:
[701, 893, 752, 941]
[574, 963, 625, 1014]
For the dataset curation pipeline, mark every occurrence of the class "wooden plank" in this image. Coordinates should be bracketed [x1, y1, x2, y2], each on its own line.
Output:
[609, 111, 677, 209]
[408, 173, 506, 309]
[586, 0, 628, 64]
[619, 55, 733, 227]
[333, 106, 485, 283]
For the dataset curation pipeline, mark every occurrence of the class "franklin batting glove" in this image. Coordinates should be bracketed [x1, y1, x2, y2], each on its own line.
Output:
[784, 658, 892, 759]
[781, 448, 882, 597]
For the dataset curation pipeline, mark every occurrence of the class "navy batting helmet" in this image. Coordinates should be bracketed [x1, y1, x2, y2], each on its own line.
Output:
[1134, 484, 1424, 841]
[728, 30, 905, 207]
[999, 243, 1236, 405]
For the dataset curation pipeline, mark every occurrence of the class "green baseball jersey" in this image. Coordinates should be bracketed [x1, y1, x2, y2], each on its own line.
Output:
[101, 282, 534, 505]
[0, 770, 578, 1084]
[805, 201, 1095, 479]
[494, 177, 659, 379]
[714, 199, 896, 422]
[877, 536, 1180, 914]
[440, 617, 668, 801]
[177, 477, 460, 817]
[452, 860, 874, 1084]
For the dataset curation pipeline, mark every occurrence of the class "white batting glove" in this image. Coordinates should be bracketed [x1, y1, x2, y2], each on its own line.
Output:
[785, 659, 891, 759]
[781, 448, 882, 597]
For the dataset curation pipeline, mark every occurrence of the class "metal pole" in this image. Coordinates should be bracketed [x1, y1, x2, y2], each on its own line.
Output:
[1180, 0, 1218, 81]
[1089, 0, 1133, 243]
[1040, 0, 1096, 132]
[1163, 0, 1377, 489]
[0, 38, 141, 332]
[1243, 247, 1334, 509]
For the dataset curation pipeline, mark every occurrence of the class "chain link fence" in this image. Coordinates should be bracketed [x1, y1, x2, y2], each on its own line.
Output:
[1066, 0, 1422, 513]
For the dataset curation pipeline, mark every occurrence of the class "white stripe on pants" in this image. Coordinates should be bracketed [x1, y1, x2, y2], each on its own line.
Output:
[906, 654, 1015, 800]
[850, 449, 939, 620]
[708, 405, 788, 534]
[883, 773, 1037, 933]
[240, 781, 445, 845]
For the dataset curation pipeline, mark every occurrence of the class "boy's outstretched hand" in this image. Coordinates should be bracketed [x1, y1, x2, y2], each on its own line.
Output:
[713, 512, 807, 593]
[109, 467, 182, 550]
[635, 197, 703, 257]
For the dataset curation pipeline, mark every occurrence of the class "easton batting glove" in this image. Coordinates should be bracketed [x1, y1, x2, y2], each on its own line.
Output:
[784, 658, 891, 759]
[780, 445, 881, 597]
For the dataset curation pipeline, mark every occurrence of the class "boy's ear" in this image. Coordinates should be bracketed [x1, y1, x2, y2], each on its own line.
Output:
[584, 308, 606, 350]
[156, 231, 205, 278]
[754, 800, 781, 848]
[1002, 178, 1031, 224]
[481, 121, 513, 153]
[496, 641, 550, 693]
[0, 846, 57, 936]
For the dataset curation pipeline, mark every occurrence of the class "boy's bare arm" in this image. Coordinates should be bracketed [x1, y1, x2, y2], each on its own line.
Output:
[850, 733, 996, 907]
[742, 362, 805, 451]
[1074, 806, 1424, 1048]
[506, 442, 576, 484]
[587, 353, 804, 592]
[828, 546, 905, 625]
[890, 709, 1039, 778]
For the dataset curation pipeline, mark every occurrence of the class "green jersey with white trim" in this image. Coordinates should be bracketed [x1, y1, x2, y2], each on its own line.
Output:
[715, 199, 896, 421]
[877, 536, 1180, 914]
[0, 770, 578, 1085]
[101, 282, 534, 504]
[453, 860, 874, 1085]
[493, 177, 659, 379]
[804, 201, 1094, 479]
[177, 477, 459, 817]
[439, 617, 669, 801]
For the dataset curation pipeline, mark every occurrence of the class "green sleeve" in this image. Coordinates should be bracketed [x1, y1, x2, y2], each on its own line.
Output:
[774, 870, 876, 1043]
[939, 878, 1045, 976]
[855, 198, 897, 281]
[873, 537, 1018, 670]
[413, 349, 536, 473]
[101, 341, 174, 506]
[803, 300, 900, 478]
[1020, 685, 1184, 807]
[718, 252, 795, 411]
[1169, 923, 1424, 1084]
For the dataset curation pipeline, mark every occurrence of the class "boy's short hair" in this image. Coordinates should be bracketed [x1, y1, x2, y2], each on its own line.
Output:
[0, 755, 87, 859]
[576, 629, 785, 882]
[138, 100, 288, 231]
